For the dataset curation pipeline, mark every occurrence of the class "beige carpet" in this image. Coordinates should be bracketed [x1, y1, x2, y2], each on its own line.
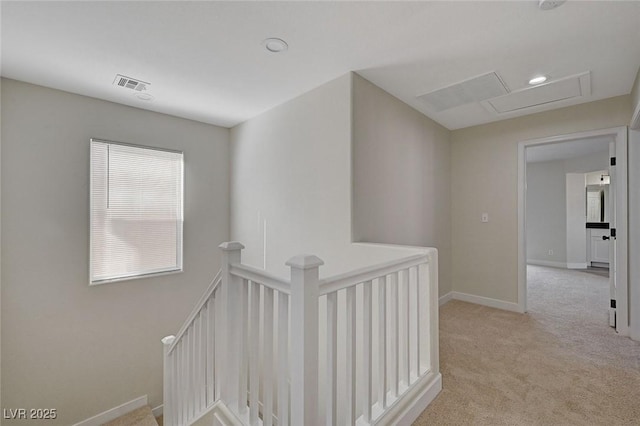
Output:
[102, 405, 158, 426]
[414, 265, 640, 425]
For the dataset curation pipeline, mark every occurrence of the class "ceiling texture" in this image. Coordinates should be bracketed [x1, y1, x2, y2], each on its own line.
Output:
[2, 1, 639, 130]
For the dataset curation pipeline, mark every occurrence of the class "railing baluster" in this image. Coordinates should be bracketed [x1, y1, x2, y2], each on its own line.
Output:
[278, 292, 289, 426]
[402, 269, 410, 386]
[202, 306, 207, 409]
[392, 272, 399, 397]
[345, 286, 357, 426]
[263, 287, 275, 426]
[191, 316, 198, 416]
[178, 337, 183, 424]
[249, 281, 260, 425]
[200, 310, 207, 410]
[191, 321, 197, 419]
[183, 333, 188, 423]
[206, 298, 215, 406]
[191, 316, 197, 417]
[181, 337, 187, 425]
[326, 291, 338, 425]
[173, 346, 179, 426]
[173, 343, 178, 426]
[214, 291, 222, 402]
[194, 312, 202, 413]
[240, 278, 249, 414]
[175, 341, 180, 425]
[428, 252, 439, 378]
[363, 281, 373, 422]
[415, 266, 421, 376]
[378, 276, 387, 409]
[421, 262, 432, 374]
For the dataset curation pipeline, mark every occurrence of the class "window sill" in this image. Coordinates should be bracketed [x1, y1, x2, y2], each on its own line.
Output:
[90, 268, 183, 286]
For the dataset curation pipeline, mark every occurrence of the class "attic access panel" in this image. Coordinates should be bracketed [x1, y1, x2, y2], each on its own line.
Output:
[417, 72, 509, 112]
[485, 72, 591, 114]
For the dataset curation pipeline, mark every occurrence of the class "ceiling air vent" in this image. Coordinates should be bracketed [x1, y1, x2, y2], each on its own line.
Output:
[113, 74, 150, 92]
[417, 72, 509, 112]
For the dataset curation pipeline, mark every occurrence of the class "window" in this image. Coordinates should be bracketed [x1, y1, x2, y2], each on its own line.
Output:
[90, 139, 183, 284]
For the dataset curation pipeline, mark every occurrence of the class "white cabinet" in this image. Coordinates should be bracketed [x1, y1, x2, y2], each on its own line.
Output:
[587, 228, 610, 265]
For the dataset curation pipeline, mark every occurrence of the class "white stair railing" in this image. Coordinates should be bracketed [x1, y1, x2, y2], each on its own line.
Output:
[162, 270, 222, 426]
[163, 242, 439, 426]
[221, 242, 293, 426]
[318, 252, 438, 425]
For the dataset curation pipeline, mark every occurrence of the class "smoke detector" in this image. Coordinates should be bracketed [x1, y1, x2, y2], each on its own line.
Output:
[539, 0, 566, 10]
[263, 38, 288, 53]
[113, 74, 150, 91]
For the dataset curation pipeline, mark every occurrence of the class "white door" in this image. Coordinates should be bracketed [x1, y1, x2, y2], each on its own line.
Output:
[629, 128, 640, 340]
[608, 141, 617, 327]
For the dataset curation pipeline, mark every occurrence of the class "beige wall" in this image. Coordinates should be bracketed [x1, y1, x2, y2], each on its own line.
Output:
[632, 67, 640, 129]
[451, 95, 631, 303]
[1, 79, 230, 425]
[230, 74, 423, 279]
[230, 74, 353, 277]
[352, 74, 451, 295]
[629, 128, 640, 340]
[526, 160, 567, 265]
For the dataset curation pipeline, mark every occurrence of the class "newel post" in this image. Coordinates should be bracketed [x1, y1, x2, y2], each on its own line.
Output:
[286, 254, 324, 426]
[219, 241, 245, 414]
[161, 335, 175, 426]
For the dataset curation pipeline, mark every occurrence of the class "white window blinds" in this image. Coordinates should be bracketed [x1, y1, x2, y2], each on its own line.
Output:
[90, 139, 184, 284]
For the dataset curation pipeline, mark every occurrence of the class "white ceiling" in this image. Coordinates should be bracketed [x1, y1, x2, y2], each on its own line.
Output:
[526, 135, 611, 163]
[2, 1, 639, 130]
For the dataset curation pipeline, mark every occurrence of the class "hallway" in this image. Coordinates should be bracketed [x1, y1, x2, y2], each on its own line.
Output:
[526, 265, 635, 369]
[414, 266, 640, 425]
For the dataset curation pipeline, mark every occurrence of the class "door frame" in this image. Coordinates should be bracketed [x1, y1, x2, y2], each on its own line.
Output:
[517, 126, 628, 336]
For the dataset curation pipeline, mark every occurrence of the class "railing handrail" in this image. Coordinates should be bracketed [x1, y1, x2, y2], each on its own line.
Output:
[168, 269, 222, 355]
[229, 262, 291, 294]
[319, 253, 428, 296]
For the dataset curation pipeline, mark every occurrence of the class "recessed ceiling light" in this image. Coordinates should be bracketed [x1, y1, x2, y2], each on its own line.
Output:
[263, 38, 288, 53]
[528, 75, 548, 85]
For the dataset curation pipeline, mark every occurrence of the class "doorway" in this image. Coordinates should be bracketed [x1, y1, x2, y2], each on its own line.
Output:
[518, 126, 628, 336]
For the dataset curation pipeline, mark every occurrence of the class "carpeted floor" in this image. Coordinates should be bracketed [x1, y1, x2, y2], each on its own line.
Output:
[102, 405, 158, 426]
[414, 265, 640, 425]
[578, 266, 610, 278]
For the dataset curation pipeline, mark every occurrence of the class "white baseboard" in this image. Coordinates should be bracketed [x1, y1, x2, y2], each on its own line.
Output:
[202, 374, 442, 426]
[527, 259, 566, 268]
[527, 260, 590, 270]
[72, 395, 148, 426]
[451, 291, 522, 313]
[151, 404, 163, 418]
[439, 292, 453, 306]
[191, 401, 244, 426]
[382, 372, 442, 426]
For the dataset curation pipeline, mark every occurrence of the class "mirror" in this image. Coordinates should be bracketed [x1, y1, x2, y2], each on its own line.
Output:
[586, 183, 609, 223]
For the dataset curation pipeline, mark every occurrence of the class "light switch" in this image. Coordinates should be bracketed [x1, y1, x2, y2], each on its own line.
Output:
[481, 213, 489, 223]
